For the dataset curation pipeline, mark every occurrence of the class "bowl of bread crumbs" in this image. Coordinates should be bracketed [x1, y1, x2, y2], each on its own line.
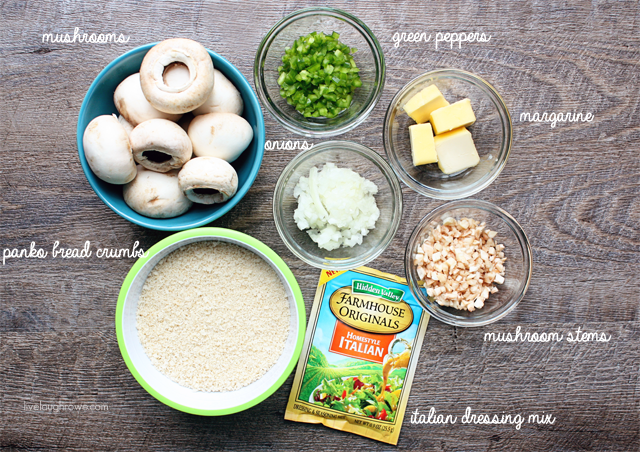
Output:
[116, 227, 306, 415]
[405, 199, 531, 327]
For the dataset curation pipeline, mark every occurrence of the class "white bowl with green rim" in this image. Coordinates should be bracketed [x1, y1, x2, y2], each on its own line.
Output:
[116, 227, 306, 415]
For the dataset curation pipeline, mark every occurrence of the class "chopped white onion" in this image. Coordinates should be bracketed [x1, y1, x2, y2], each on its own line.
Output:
[293, 163, 380, 251]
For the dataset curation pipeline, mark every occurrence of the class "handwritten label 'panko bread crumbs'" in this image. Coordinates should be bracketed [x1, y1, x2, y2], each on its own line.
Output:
[285, 267, 429, 445]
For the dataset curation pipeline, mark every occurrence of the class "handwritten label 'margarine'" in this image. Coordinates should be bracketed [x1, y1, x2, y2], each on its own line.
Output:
[519, 111, 594, 128]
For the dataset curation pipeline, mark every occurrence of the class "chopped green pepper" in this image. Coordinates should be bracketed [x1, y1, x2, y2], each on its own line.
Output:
[277, 31, 362, 118]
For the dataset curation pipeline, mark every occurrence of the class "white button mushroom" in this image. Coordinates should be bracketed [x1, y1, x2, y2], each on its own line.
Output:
[117, 115, 134, 137]
[129, 119, 192, 173]
[192, 69, 244, 116]
[139, 38, 214, 114]
[83, 114, 137, 184]
[114, 73, 182, 126]
[123, 165, 192, 218]
[178, 157, 238, 204]
[188, 112, 253, 163]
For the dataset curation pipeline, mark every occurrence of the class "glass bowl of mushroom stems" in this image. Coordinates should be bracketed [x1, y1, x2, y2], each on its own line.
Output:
[405, 199, 532, 327]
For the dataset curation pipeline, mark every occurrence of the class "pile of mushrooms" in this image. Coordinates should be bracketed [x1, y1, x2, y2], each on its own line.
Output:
[83, 38, 252, 218]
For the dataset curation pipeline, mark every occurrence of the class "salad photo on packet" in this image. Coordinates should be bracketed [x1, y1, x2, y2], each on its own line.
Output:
[285, 267, 430, 445]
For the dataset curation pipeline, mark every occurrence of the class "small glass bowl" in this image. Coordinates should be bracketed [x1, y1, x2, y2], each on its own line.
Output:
[254, 7, 385, 138]
[405, 200, 532, 327]
[273, 141, 403, 270]
[384, 69, 512, 199]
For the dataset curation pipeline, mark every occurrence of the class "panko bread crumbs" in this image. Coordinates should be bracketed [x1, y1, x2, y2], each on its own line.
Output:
[285, 267, 429, 445]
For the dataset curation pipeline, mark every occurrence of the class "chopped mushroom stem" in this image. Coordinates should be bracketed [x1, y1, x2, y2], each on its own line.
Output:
[414, 217, 506, 312]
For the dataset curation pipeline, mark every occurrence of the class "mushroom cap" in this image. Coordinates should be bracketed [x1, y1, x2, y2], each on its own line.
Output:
[178, 156, 238, 204]
[188, 112, 253, 162]
[140, 38, 214, 114]
[123, 165, 192, 218]
[117, 114, 134, 137]
[192, 69, 244, 116]
[83, 114, 137, 185]
[114, 73, 181, 126]
[130, 118, 192, 173]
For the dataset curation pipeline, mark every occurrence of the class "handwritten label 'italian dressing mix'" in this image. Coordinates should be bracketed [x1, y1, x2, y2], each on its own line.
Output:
[285, 267, 429, 445]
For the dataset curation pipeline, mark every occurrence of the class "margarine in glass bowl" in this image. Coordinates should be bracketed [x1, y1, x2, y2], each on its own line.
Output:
[384, 69, 512, 200]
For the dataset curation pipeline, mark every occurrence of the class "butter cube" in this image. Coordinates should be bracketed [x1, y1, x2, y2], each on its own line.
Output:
[409, 123, 437, 166]
[434, 128, 480, 174]
[403, 85, 449, 124]
[430, 98, 476, 135]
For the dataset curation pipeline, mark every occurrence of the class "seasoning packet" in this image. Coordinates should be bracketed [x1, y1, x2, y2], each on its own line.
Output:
[285, 266, 430, 445]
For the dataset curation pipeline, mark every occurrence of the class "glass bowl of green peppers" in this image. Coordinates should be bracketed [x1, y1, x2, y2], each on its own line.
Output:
[254, 7, 385, 137]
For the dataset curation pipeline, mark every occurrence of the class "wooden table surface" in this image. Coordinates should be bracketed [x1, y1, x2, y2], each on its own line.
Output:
[1, 1, 639, 451]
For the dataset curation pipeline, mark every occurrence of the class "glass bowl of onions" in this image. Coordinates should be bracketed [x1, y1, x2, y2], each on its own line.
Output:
[273, 141, 403, 270]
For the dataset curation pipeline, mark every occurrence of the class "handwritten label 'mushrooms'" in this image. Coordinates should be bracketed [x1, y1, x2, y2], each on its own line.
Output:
[42, 27, 130, 44]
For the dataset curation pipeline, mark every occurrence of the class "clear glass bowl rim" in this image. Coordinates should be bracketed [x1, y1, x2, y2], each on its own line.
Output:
[273, 141, 403, 270]
[254, 7, 386, 138]
[404, 199, 532, 327]
[383, 68, 513, 200]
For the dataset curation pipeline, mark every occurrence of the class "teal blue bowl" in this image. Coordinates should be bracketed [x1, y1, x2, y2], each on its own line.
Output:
[77, 43, 265, 231]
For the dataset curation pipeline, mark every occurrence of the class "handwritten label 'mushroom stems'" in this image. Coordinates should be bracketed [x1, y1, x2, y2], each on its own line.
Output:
[483, 325, 611, 343]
